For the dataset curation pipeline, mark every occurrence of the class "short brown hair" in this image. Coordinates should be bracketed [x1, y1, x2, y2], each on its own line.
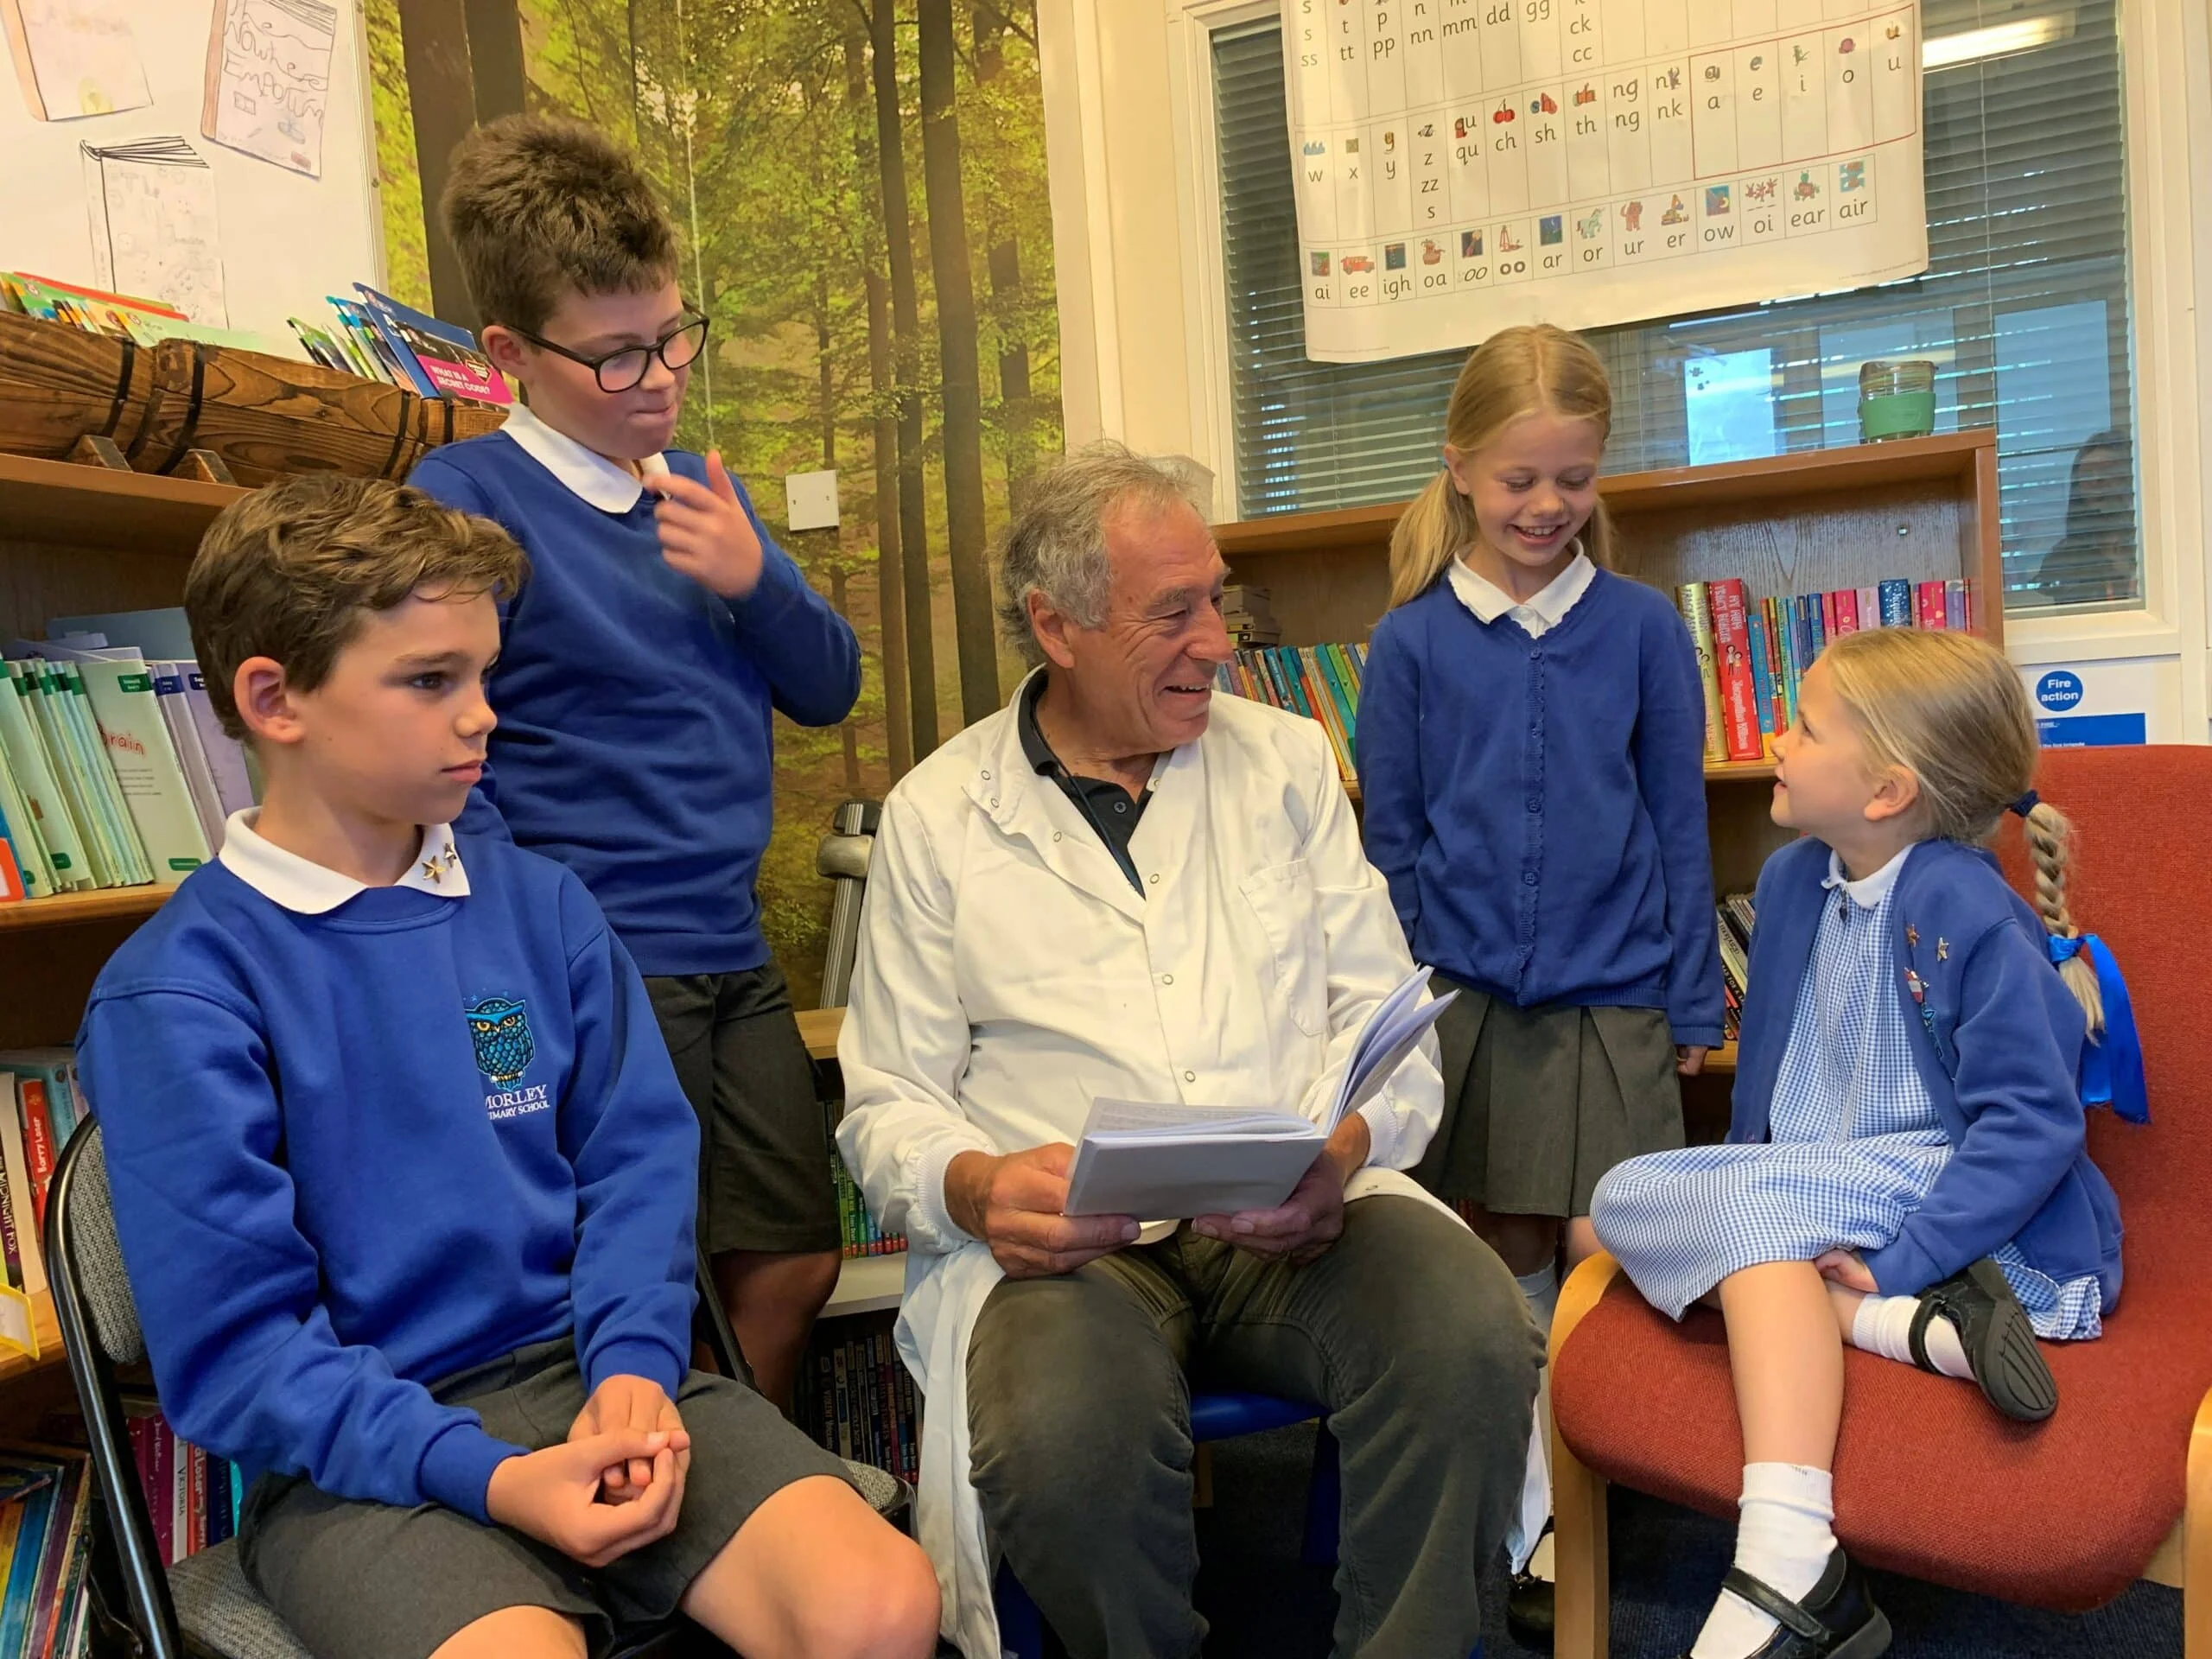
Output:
[441, 115, 679, 333]
[186, 474, 526, 741]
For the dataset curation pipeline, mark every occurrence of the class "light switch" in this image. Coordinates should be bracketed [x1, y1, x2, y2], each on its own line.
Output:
[785, 469, 839, 531]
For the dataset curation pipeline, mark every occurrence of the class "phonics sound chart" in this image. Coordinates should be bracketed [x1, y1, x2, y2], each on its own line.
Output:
[1282, 0, 1928, 360]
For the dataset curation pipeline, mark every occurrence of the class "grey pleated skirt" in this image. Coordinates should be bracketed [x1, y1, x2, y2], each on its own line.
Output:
[1412, 973, 1684, 1218]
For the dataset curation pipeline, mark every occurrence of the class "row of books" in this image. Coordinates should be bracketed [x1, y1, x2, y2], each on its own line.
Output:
[1212, 642, 1369, 787]
[1675, 577, 1974, 765]
[1714, 893, 1756, 1042]
[290, 286, 512, 407]
[128, 1413, 242, 1570]
[0, 645, 251, 903]
[797, 1325, 919, 1487]
[0, 270, 270, 354]
[0, 1444, 97, 1657]
[0, 1052, 86, 1361]
[832, 1157, 904, 1259]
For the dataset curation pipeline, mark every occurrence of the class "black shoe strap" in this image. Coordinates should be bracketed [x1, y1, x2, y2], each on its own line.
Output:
[1906, 1294, 1947, 1376]
[1719, 1565, 1831, 1643]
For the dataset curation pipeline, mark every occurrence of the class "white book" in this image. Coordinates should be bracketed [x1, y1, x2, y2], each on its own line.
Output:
[1061, 966, 1455, 1221]
[150, 664, 226, 854]
[181, 668, 256, 818]
[74, 660, 213, 883]
[0, 748, 54, 899]
[0, 669, 90, 891]
[54, 661, 154, 884]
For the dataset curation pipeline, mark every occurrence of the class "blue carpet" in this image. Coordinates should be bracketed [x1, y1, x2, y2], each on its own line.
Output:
[1189, 1423, 2183, 1659]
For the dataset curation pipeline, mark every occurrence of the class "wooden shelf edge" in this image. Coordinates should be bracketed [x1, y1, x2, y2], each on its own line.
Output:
[796, 1006, 843, 1062]
[1214, 430, 1997, 559]
[0, 450, 245, 555]
[0, 886, 170, 931]
[824, 1251, 906, 1318]
[1705, 1042, 1738, 1074]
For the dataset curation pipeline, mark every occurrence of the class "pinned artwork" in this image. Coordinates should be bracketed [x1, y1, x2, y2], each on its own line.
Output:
[1283, 0, 1929, 357]
[3, 0, 150, 121]
[80, 135, 227, 324]
[200, 0, 339, 178]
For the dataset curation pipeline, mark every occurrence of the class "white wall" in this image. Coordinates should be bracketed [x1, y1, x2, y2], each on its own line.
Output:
[0, 0, 383, 349]
[1039, 0, 2212, 742]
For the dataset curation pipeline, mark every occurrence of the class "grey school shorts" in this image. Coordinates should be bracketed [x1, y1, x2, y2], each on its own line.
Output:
[644, 963, 843, 1256]
[237, 1339, 856, 1659]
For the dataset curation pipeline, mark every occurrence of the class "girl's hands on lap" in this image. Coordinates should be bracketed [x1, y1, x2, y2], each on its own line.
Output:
[1814, 1249, 1878, 1294]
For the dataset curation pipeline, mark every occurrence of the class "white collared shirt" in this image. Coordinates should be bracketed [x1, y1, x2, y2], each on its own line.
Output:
[1447, 543, 1596, 639]
[218, 810, 469, 915]
[1823, 842, 1916, 911]
[499, 401, 671, 515]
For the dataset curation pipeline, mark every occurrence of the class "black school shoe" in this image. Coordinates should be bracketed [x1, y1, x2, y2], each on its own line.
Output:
[1910, 1256, 2059, 1424]
[1675, 1547, 1892, 1659]
[1505, 1562, 1554, 1651]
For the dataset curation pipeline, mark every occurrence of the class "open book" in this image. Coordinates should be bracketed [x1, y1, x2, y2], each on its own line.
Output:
[1062, 965, 1455, 1220]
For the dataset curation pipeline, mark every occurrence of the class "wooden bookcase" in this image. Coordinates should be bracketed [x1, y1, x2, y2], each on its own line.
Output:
[1215, 429, 2002, 1106]
[0, 452, 243, 1400]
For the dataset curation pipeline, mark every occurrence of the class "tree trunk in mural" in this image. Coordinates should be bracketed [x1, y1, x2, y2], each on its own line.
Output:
[864, 0, 939, 760]
[844, 22, 912, 779]
[973, 1, 1036, 512]
[917, 0, 999, 726]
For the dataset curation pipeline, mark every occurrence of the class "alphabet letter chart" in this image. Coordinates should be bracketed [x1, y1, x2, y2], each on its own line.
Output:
[1283, 0, 1928, 361]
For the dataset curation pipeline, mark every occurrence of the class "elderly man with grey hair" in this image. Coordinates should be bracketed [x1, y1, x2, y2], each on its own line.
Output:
[836, 443, 1540, 1659]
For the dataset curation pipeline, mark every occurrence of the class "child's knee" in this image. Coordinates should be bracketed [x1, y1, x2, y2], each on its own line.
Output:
[792, 1532, 939, 1659]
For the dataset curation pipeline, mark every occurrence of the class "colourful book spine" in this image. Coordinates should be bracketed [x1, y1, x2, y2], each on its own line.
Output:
[1945, 577, 1969, 632]
[1673, 582, 1726, 763]
[1707, 580, 1763, 763]
[1745, 607, 1777, 746]
[1916, 580, 1947, 629]
[0, 1466, 52, 1658]
[147, 1421, 173, 1567]
[1878, 579, 1913, 627]
[1857, 585, 1880, 628]
[1761, 596, 1792, 733]
[1324, 641, 1363, 728]
[1312, 645, 1356, 749]
[15, 1080, 53, 1235]
[1832, 588, 1859, 635]
[1820, 590, 1838, 641]
[1807, 593, 1827, 658]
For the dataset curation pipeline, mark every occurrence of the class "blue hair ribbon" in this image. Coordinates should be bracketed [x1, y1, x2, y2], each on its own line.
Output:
[2049, 933, 2150, 1123]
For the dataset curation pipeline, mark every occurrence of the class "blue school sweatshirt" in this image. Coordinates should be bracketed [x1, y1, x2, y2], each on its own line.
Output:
[1355, 569, 1726, 1047]
[76, 834, 701, 1523]
[1733, 836, 2126, 1302]
[408, 430, 862, 976]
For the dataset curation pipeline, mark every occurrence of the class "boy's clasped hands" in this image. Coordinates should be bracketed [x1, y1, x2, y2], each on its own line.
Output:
[483, 1373, 691, 1568]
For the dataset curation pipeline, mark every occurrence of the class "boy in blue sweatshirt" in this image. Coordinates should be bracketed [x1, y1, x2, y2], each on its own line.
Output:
[77, 476, 936, 1659]
[406, 115, 862, 1411]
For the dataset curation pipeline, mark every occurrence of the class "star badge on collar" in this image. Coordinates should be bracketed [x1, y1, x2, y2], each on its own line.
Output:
[1936, 937, 1948, 962]
[1905, 923, 1919, 948]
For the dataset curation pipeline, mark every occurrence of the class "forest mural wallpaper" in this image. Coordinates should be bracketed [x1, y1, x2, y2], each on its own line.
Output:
[365, 0, 1065, 999]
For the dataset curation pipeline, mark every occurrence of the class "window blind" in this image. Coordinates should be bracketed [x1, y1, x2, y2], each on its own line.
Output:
[1212, 0, 2139, 609]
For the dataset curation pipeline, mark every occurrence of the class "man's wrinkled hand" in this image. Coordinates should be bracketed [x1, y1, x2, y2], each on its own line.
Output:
[945, 1143, 1140, 1279]
[1191, 1114, 1368, 1268]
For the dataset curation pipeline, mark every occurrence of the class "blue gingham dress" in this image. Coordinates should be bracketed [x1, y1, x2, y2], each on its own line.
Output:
[1592, 849, 2102, 1338]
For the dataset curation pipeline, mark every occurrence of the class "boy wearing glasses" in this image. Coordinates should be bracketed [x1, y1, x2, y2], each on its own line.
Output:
[410, 115, 861, 1414]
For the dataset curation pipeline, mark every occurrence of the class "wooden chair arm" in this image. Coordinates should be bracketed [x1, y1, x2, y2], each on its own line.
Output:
[1552, 1250, 1623, 1372]
[2183, 1377, 2212, 1652]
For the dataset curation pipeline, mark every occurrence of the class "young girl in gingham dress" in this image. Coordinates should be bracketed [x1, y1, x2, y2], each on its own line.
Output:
[1592, 629, 2134, 1659]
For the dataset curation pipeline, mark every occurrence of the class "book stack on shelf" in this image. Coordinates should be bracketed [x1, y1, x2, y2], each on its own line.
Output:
[1714, 894, 1756, 1043]
[1222, 585, 1280, 645]
[797, 1325, 919, 1486]
[0, 637, 253, 905]
[0, 1050, 86, 1360]
[832, 1158, 905, 1260]
[1676, 575, 1974, 765]
[0, 271, 268, 354]
[126, 1412, 243, 1570]
[0, 1444, 98, 1656]
[1212, 642, 1367, 789]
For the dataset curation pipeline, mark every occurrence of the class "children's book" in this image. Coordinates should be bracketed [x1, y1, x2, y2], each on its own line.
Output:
[10, 666, 113, 889]
[181, 668, 256, 819]
[0, 676, 84, 892]
[353, 284, 512, 405]
[149, 664, 226, 854]
[69, 660, 212, 883]
[0, 1053, 79, 1154]
[0, 1092, 46, 1298]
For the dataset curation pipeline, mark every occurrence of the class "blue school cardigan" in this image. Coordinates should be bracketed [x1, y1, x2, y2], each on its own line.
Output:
[1732, 836, 2125, 1305]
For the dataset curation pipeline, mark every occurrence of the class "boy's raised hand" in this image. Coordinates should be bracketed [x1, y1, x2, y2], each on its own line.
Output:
[649, 450, 764, 601]
[570, 1373, 689, 1504]
[486, 1428, 689, 1567]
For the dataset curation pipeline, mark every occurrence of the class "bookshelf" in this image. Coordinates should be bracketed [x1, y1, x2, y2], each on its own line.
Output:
[1215, 430, 2001, 1132]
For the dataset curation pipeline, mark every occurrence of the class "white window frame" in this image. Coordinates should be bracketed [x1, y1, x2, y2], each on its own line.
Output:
[1147, 0, 2210, 726]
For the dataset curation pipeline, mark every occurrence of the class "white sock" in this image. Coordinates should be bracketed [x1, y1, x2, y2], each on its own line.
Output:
[1516, 1261, 1561, 1338]
[1690, 1463, 1836, 1659]
[1850, 1293, 1975, 1381]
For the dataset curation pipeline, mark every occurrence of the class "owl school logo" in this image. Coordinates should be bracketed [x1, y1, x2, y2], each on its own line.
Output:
[468, 995, 551, 1120]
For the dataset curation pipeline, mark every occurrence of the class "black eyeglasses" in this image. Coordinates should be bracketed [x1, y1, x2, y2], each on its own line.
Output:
[505, 315, 710, 392]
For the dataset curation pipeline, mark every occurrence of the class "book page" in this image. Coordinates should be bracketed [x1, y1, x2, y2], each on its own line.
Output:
[200, 0, 335, 178]
[5, 0, 150, 122]
[80, 136, 227, 324]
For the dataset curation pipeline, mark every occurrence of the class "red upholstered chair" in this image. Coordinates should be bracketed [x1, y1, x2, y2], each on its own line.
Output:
[1548, 744, 2212, 1658]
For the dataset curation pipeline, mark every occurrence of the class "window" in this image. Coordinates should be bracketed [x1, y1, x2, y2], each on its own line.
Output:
[1212, 0, 2139, 611]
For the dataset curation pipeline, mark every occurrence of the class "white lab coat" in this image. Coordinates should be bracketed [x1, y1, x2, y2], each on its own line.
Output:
[836, 677, 1448, 1659]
